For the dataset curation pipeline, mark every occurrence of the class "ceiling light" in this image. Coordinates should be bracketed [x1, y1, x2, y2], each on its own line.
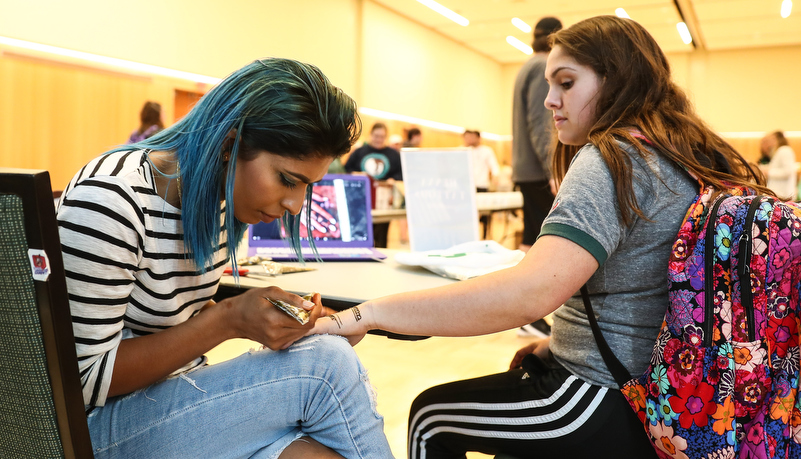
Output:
[511, 17, 532, 33]
[676, 22, 693, 45]
[416, 0, 469, 26]
[0, 35, 221, 84]
[506, 36, 533, 55]
[782, 0, 793, 18]
[615, 8, 630, 18]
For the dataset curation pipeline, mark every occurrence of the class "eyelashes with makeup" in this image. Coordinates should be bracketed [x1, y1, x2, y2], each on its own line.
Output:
[279, 173, 297, 189]
[546, 80, 573, 91]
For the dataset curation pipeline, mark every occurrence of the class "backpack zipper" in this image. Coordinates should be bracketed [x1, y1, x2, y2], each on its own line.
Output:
[704, 195, 729, 347]
[738, 196, 768, 342]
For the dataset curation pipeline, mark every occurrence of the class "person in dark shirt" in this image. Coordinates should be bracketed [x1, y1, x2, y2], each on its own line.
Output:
[344, 122, 403, 180]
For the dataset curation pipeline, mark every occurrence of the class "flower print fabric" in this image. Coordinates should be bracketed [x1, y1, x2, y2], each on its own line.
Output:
[621, 187, 801, 458]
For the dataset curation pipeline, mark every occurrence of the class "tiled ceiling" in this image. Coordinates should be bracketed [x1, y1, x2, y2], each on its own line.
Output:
[371, 0, 801, 63]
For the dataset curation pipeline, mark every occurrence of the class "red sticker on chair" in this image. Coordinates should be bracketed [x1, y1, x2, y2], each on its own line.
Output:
[28, 249, 51, 281]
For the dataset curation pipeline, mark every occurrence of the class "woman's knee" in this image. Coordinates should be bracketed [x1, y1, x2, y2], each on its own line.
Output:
[301, 334, 380, 416]
[408, 380, 463, 433]
[306, 333, 358, 363]
[410, 383, 445, 416]
[409, 376, 477, 417]
[298, 334, 364, 381]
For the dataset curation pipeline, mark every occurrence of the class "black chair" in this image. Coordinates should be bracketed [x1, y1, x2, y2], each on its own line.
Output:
[0, 168, 94, 458]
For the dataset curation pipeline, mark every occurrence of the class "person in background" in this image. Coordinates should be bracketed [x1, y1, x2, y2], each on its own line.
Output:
[512, 17, 563, 253]
[464, 129, 500, 193]
[512, 17, 563, 338]
[403, 127, 422, 148]
[127, 101, 164, 143]
[58, 58, 392, 459]
[465, 129, 501, 240]
[312, 15, 771, 458]
[344, 122, 403, 181]
[760, 130, 797, 200]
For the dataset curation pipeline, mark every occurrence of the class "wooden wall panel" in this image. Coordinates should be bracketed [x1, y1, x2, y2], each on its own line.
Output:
[0, 53, 203, 190]
[174, 89, 204, 123]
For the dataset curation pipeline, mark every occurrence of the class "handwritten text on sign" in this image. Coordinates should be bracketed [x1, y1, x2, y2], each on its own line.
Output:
[401, 149, 478, 251]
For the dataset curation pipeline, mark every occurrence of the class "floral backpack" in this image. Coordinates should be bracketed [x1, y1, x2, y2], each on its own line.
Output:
[584, 181, 801, 458]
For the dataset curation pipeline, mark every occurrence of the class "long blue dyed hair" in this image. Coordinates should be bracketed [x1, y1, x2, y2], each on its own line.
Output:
[112, 58, 361, 271]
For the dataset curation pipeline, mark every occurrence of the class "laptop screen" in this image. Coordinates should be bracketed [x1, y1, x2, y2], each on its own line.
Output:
[248, 174, 374, 249]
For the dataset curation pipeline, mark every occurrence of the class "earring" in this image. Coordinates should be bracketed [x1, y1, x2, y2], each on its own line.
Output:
[223, 151, 231, 162]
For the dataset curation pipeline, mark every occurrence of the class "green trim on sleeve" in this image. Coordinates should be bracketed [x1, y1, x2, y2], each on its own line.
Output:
[538, 222, 608, 266]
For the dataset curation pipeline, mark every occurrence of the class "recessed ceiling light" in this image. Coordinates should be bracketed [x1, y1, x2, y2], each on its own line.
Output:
[615, 8, 630, 19]
[506, 36, 533, 55]
[511, 17, 532, 33]
[676, 22, 693, 45]
[416, 0, 469, 26]
[781, 0, 793, 18]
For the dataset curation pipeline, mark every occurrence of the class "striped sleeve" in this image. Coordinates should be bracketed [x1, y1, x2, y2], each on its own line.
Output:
[58, 176, 144, 408]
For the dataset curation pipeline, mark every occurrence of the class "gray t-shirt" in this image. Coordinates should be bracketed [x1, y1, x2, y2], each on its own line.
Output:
[540, 142, 697, 388]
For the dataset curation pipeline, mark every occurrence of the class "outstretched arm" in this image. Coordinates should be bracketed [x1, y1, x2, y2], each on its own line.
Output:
[311, 235, 597, 342]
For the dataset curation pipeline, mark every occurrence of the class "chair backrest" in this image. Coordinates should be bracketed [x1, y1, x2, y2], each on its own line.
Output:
[0, 168, 94, 458]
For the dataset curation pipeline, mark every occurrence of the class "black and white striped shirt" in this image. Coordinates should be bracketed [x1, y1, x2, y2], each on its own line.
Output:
[57, 150, 228, 408]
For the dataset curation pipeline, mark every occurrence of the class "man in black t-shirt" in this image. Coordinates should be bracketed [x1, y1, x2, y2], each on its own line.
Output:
[344, 122, 403, 180]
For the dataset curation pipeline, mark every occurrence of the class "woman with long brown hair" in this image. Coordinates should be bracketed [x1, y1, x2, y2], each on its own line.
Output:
[127, 100, 165, 143]
[313, 15, 767, 458]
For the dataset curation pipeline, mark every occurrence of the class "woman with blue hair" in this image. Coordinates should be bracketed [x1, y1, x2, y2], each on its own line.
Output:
[57, 58, 393, 458]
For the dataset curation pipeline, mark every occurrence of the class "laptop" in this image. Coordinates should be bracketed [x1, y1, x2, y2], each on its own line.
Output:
[247, 174, 387, 261]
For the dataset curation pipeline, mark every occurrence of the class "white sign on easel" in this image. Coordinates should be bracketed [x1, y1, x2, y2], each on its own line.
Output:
[401, 148, 479, 252]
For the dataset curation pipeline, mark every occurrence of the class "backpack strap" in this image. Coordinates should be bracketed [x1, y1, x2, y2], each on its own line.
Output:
[581, 286, 632, 388]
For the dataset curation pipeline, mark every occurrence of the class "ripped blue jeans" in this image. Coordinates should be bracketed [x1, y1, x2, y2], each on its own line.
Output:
[86, 334, 394, 459]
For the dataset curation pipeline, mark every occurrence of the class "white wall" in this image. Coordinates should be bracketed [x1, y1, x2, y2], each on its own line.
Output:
[0, 0, 512, 134]
[668, 45, 801, 133]
[360, 1, 508, 134]
[0, 0, 363, 96]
